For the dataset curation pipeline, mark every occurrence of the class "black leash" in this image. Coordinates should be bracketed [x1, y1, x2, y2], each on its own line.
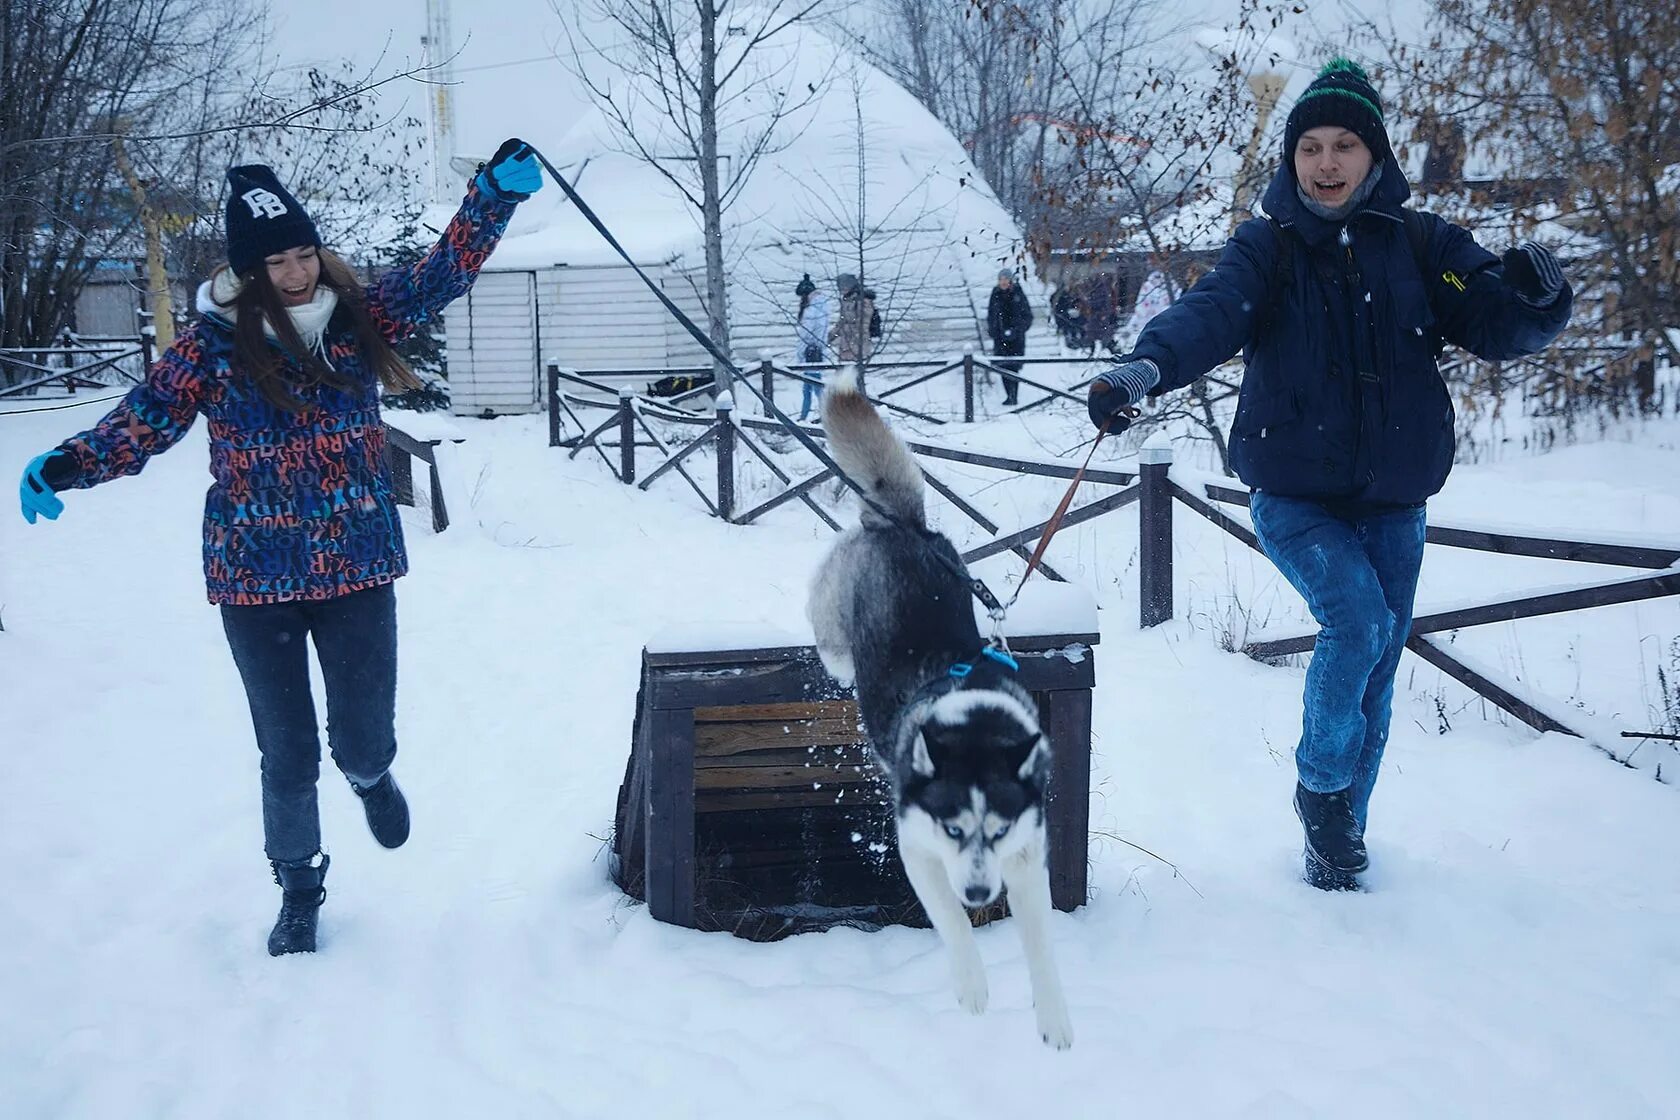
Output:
[526, 145, 1010, 621]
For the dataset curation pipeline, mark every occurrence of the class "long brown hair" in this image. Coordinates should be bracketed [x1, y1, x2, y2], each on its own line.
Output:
[214, 248, 422, 413]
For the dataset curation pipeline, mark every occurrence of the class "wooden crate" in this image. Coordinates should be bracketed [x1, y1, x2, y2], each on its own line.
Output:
[611, 631, 1096, 940]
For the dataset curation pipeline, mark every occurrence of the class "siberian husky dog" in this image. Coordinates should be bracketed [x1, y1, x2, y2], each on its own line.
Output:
[806, 367, 1073, 1050]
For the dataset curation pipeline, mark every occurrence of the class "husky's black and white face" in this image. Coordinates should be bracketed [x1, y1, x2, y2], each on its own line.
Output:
[899, 690, 1048, 909]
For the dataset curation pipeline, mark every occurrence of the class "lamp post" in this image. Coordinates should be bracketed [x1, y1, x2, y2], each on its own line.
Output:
[1232, 69, 1288, 229]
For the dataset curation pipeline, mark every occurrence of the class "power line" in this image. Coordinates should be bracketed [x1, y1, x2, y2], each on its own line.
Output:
[453, 54, 563, 75]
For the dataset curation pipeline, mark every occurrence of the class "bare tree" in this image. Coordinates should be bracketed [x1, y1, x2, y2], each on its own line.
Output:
[561, 0, 826, 389]
[838, 1, 1186, 243]
[0, 0, 248, 347]
[794, 67, 953, 367]
[1388, 0, 1679, 411]
[0, 0, 443, 350]
[1030, 0, 1294, 472]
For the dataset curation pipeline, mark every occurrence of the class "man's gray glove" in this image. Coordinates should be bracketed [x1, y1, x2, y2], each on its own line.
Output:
[1502, 241, 1566, 308]
[1088, 358, 1160, 432]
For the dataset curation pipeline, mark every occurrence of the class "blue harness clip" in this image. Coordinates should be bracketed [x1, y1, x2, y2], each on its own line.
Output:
[948, 646, 1019, 679]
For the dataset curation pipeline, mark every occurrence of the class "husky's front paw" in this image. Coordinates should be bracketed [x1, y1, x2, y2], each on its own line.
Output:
[1036, 1000, 1074, 1050]
[951, 952, 988, 1014]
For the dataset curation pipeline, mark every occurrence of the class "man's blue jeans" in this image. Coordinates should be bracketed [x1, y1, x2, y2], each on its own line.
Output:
[221, 584, 400, 863]
[1249, 493, 1427, 830]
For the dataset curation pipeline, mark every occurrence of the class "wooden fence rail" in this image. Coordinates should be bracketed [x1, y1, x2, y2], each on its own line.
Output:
[0, 340, 148, 399]
[384, 424, 453, 533]
[548, 362, 1678, 770]
[1142, 443, 1680, 765]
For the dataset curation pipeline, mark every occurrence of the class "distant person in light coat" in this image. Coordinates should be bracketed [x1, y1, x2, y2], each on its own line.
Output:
[829, 273, 876, 367]
[794, 273, 829, 420]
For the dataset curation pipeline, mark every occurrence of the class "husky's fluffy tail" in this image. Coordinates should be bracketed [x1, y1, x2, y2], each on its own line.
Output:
[821, 365, 924, 528]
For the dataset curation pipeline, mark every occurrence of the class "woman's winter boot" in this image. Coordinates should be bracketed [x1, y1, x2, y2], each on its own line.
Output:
[1293, 782, 1369, 873]
[268, 852, 330, 956]
[352, 772, 410, 849]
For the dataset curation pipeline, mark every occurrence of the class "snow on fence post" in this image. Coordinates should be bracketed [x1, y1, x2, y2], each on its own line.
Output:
[547, 362, 561, 448]
[962, 345, 976, 424]
[758, 350, 775, 417]
[618, 387, 637, 484]
[1139, 433, 1174, 627]
[715, 391, 735, 521]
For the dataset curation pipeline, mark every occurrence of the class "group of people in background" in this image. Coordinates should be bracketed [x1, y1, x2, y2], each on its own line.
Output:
[787, 263, 1170, 411]
[789, 264, 1039, 411]
[1051, 272, 1124, 356]
[790, 271, 878, 421]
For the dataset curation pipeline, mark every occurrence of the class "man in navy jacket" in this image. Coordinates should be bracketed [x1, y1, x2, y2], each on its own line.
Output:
[1090, 60, 1572, 889]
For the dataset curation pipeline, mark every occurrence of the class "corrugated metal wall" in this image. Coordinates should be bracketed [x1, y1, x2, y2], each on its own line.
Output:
[441, 270, 539, 415]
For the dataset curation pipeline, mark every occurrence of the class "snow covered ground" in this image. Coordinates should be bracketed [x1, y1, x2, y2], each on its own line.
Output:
[2, 392, 1678, 1118]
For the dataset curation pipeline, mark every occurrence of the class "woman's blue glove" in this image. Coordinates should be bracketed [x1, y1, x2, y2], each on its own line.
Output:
[476, 138, 543, 202]
[19, 451, 73, 524]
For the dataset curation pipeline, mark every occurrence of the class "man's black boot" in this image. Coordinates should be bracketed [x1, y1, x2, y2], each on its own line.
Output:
[1293, 782, 1368, 874]
[1302, 846, 1362, 891]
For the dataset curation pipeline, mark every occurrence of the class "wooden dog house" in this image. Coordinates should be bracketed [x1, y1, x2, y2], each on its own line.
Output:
[610, 588, 1099, 940]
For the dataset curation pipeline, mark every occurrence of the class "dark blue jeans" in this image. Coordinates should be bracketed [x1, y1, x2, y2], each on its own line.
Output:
[221, 583, 399, 864]
[1249, 493, 1427, 830]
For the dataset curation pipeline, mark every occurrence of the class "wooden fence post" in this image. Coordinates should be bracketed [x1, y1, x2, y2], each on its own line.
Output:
[715, 391, 735, 521]
[547, 362, 561, 447]
[388, 444, 414, 505]
[1139, 434, 1174, 627]
[962, 346, 976, 424]
[759, 350, 775, 416]
[618, 387, 636, 484]
[425, 443, 450, 533]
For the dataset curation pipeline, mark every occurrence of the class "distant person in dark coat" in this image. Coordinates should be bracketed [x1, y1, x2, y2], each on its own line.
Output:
[1084, 272, 1119, 354]
[1051, 285, 1086, 351]
[986, 268, 1034, 405]
[1088, 59, 1573, 890]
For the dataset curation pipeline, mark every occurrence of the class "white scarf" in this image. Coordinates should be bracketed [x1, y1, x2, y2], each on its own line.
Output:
[197, 269, 341, 364]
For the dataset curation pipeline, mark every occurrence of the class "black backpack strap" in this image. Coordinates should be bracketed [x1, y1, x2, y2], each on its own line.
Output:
[1264, 216, 1295, 330]
[1401, 208, 1430, 278]
[1399, 208, 1447, 358]
[1266, 216, 1294, 292]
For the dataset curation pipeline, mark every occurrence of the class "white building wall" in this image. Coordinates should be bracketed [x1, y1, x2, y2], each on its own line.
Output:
[445, 255, 1039, 414]
[442, 270, 538, 416]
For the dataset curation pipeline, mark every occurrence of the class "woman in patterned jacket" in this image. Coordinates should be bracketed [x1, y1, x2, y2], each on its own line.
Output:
[17, 139, 542, 955]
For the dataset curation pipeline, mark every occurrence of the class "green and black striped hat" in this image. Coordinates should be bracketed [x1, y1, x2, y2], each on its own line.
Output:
[1284, 58, 1393, 165]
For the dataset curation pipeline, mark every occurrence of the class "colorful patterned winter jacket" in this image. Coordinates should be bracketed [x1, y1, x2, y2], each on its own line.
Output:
[53, 183, 516, 605]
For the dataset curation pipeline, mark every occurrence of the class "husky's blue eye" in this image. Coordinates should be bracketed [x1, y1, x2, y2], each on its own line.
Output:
[944, 823, 964, 840]
[991, 823, 1011, 842]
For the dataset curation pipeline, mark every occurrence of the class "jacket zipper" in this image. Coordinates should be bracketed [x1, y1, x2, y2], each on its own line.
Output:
[1340, 225, 1378, 490]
